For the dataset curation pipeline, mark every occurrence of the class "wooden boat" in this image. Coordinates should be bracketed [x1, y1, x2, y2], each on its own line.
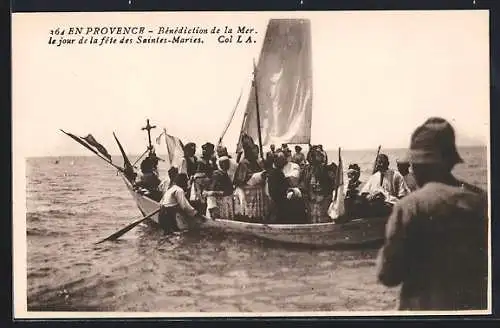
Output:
[61, 19, 389, 248]
[122, 174, 387, 247]
[119, 19, 389, 248]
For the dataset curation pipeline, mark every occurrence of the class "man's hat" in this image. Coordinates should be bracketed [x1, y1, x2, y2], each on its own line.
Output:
[395, 158, 410, 165]
[184, 142, 196, 150]
[202, 142, 215, 152]
[406, 117, 463, 165]
[348, 163, 361, 172]
[218, 156, 230, 164]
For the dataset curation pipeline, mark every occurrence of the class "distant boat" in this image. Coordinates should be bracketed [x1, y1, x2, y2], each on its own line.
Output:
[54, 160, 59, 164]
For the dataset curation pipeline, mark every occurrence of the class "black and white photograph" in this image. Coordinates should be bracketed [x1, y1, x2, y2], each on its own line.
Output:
[12, 10, 490, 317]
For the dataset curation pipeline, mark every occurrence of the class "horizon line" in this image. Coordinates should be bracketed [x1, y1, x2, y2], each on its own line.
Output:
[25, 143, 487, 159]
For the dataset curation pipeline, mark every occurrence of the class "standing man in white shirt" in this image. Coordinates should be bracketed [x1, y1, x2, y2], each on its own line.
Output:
[158, 173, 199, 234]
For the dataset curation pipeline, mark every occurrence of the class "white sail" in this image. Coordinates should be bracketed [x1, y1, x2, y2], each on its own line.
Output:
[238, 19, 313, 152]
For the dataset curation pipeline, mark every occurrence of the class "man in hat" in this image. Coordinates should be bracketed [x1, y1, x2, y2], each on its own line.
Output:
[396, 158, 418, 192]
[377, 117, 488, 311]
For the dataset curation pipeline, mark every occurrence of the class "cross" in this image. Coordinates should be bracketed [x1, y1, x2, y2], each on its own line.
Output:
[141, 119, 156, 151]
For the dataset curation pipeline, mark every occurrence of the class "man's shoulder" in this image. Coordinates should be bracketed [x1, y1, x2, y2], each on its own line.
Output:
[395, 181, 486, 213]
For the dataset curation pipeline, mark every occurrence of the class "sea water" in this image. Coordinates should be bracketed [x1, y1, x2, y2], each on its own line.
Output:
[25, 146, 487, 312]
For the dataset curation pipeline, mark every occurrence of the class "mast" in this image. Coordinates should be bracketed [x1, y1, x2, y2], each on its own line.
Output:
[252, 59, 264, 159]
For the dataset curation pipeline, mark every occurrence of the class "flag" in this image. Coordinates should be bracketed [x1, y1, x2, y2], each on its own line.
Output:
[328, 148, 345, 220]
[162, 129, 184, 169]
[155, 130, 166, 145]
[112, 132, 134, 179]
[60, 129, 123, 171]
[82, 134, 112, 162]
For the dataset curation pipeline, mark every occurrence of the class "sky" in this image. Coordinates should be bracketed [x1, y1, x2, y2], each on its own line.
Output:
[12, 11, 490, 158]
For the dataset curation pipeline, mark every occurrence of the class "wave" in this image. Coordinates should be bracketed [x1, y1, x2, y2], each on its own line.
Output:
[57, 186, 86, 192]
[26, 212, 41, 222]
[78, 195, 130, 206]
[27, 208, 78, 219]
[27, 227, 69, 237]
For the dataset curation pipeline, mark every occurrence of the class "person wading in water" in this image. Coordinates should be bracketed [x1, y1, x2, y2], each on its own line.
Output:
[377, 117, 488, 311]
[158, 173, 198, 234]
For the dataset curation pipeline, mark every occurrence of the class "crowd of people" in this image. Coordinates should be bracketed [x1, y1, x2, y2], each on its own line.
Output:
[130, 116, 488, 311]
[133, 132, 421, 227]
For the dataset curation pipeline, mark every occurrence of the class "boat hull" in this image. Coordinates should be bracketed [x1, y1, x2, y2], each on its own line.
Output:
[122, 175, 388, 247]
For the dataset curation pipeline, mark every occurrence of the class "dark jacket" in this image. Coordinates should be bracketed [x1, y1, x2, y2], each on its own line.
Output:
[377, 180, 488, 310]
[210, 170, 234, 196]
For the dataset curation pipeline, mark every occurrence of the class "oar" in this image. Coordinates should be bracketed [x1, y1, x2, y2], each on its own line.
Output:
[95, 208, 160, 244]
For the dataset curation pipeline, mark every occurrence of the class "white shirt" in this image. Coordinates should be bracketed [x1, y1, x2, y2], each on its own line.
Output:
[160, 185, 197, 216]
[282, 161, 301, 187]
[360, 169, 410, 201]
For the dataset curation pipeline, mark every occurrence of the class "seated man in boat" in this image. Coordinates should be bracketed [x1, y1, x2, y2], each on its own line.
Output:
[360, 154, 410, 216]
[204, 156, 235, 219]
[396, 158, 418, 192]
[191, 142, 219, 214]
[158, 173, 199, 234]
[134, 156, 162, 201]
[299, 146, 335, 223]
[291, 145, 307, 169]
[216, 145, 238, 182]
[268, 150, 307, 224]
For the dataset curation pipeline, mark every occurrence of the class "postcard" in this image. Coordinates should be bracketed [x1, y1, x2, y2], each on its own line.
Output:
[12, 10, 491, 318]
